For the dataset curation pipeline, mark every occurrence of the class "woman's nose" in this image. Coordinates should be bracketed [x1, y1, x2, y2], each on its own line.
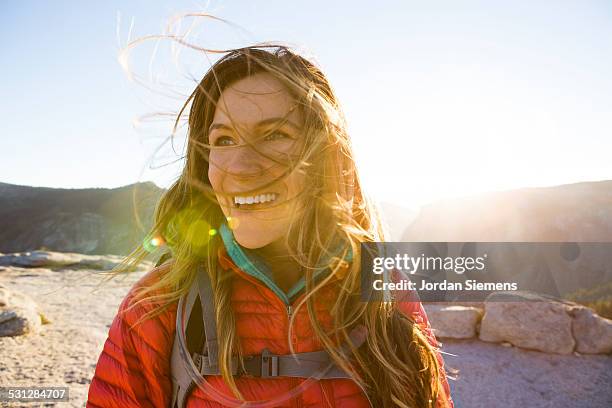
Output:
[225, 144, 267, 177]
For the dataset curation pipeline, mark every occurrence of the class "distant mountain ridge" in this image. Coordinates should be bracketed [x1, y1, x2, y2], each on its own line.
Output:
[1, 179, 610, 255]
[0, 182, 164, 255]
[402, 180, 612, 242]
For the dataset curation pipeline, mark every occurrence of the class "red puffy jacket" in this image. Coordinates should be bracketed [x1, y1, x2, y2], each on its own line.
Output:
[87, 246, 454, 407]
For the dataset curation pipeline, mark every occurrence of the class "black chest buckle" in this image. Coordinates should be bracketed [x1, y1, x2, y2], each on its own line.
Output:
[242, 348, 279, 378]
[260, 348, 279, 377]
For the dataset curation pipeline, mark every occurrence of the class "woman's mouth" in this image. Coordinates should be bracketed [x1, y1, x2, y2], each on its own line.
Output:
[232, 192, 278, 209]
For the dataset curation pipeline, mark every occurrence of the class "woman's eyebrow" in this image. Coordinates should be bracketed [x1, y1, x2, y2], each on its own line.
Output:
[208, 117, 301, 134]
[208, 123, 232, 133]
[254, 117, 301, 130]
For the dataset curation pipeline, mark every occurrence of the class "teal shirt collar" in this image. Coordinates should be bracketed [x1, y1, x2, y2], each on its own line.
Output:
[219, 222, 352, 304]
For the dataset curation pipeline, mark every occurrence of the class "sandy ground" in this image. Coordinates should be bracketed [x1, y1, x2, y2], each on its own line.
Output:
[0, 266, 144, 408]
[443, 339, 612, 408]
[1, 266, 611, 408]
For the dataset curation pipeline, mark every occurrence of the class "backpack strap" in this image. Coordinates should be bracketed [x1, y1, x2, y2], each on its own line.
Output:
[170, 262, 367, 407]
[170, 265, 201, 408]
[196, 262, 219, 369]
[194, 345, 363, 378]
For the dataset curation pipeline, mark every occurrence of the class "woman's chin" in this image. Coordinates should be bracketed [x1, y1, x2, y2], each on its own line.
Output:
[231, 228, 275, 249]
[226, 213, 291, 249]
[235, 237, 270, 249]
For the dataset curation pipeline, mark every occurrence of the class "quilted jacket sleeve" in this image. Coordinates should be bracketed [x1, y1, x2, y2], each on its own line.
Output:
[87, 268, 175, 408]
[395, 278, 455, 408]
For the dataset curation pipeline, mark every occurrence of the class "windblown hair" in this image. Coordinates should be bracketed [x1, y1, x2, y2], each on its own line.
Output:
[112, 43, 449, 407]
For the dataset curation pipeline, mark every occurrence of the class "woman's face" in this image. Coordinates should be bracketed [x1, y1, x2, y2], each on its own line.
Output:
[208, 73, 306, 249]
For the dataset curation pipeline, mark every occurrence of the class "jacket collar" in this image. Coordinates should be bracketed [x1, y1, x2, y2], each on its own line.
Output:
[217, 222, 352, 303]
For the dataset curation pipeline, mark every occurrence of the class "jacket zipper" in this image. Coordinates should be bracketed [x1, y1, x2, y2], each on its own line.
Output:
[286, 303, 299, 350]
[248, 281, 304, 408]
[287, 304, 293, 320]
[231, 264, 306, 345]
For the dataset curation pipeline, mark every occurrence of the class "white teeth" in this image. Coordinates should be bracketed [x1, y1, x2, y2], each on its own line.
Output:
[233, 193, 277, 206]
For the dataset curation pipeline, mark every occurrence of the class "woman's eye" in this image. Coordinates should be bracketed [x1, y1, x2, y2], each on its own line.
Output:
[213, 136, 237, 146]
[264, 131, 291, 141]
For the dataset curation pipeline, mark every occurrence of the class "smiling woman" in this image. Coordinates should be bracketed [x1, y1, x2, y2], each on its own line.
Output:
[87, 45, 454, 408]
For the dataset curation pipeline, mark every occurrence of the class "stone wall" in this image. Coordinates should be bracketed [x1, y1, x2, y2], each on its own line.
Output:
[424, 291, 612, 355]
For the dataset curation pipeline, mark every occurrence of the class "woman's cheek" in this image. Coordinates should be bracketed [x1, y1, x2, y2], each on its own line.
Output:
[207, 170, 229, 216]
[208, 165, 223, 196]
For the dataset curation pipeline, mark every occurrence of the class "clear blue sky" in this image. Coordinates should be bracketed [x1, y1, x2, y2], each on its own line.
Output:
[2, 0, 611, 206]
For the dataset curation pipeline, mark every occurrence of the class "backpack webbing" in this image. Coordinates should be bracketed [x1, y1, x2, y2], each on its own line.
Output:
[170, 263, 367, 408]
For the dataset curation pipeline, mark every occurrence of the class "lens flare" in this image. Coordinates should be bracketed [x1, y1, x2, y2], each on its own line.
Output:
[185, 219, 213, 249]
[164, 209, 216, 253]
[143, 235, 165, 253]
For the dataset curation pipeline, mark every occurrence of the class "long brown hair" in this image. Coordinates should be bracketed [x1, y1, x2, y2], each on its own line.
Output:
[113, 44, 448, 407]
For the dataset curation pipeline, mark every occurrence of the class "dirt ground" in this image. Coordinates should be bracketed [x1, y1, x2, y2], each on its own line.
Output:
[0, 266, 143, 408]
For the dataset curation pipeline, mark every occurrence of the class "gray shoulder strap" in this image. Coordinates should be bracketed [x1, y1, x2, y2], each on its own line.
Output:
[197, 263, 219, 368]
[170, 264, 209, 408]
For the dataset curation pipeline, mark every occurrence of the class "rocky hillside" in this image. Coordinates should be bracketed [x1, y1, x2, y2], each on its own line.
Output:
[0, 182, 164, 255]
[0, 181, 417, 253]
[2, 179, 611, 254]
[401, 180, 612, 311]
[402, 180, 612, 242]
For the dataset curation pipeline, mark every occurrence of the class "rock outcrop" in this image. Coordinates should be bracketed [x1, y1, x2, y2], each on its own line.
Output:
[0, 285, 47, 337]
[423, 305, 483, 339]
[0, 251, 151, 271]
[425, 291, 612, 355]
[570, 306, 612, 354]
[478, 292, 575, 354]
